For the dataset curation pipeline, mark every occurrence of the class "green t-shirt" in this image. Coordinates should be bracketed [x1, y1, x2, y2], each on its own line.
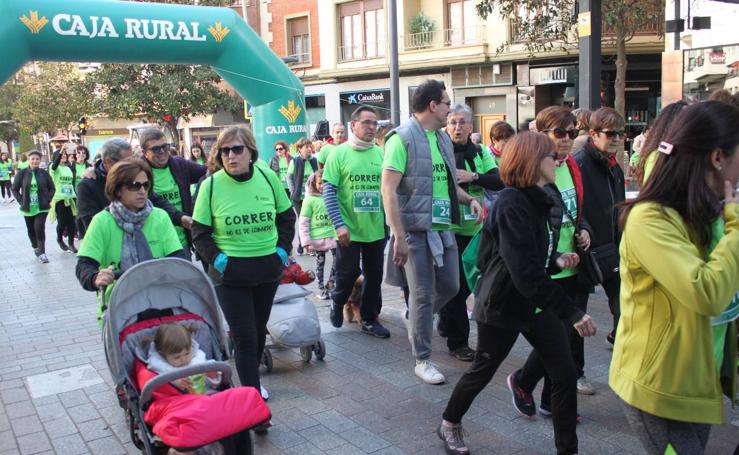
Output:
[192, 162, 292, 258]
[277, 156, 289, 189]
[50, 165, 75, 201]
[73, 163, 86, 191]
[19, 172, 45, 217]
[300, 194, 337, 241]
[453, 148, 496, 237]
[78, 207, 183, 313]
[287, 157, 315, 201]
[0, 161, 11, 181]
[152, 166, 188, 248]
[317, 144, 336, 166]
[322, 143, 385, 242]
[17, 161, 29, 170]
[383, 132, 452, 230]
[551, 165, 578, 279]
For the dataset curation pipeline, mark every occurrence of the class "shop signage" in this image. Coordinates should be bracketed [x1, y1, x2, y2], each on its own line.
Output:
[529, 66, 573, 85]
[341, 90, 389, 106]
[709, 51, 725, 64]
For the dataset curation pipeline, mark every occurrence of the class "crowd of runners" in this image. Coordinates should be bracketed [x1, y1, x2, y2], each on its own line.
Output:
[2, 80, 738, 455]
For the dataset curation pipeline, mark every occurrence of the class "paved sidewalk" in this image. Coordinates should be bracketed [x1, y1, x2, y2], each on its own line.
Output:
[0, 201, 737, 455]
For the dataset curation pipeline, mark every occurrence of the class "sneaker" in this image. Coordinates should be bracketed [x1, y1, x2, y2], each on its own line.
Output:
[606, 330, 616, 346]
[57, 239, 69, 252]
[361, 320, 390, 338]
[449, 346, 475, 362]
[538, 403, 582, 423]
[38, 253, 49, 263]
[415, 360, 445, 385]
[506, 372, 536, 417]
[68, 243, 78, 254]
[329, 301, 344, 328]
[576, 376, 595, 395]
[437, 422, 470, 455]
[316, 289, 330, 300]
[252, 419, 271, 434]
[260, 385, 269, 401]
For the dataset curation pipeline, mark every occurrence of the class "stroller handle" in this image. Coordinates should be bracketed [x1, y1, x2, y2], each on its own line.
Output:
[140, 361, 233, 407]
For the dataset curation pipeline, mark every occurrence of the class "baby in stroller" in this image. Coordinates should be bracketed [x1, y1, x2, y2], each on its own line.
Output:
[144, 323, 222, 394]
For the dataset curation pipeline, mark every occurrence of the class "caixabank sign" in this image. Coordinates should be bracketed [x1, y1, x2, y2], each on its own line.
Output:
[3, 0, 305, 161]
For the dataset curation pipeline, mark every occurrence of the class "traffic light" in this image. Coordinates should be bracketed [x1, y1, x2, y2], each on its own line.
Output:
[78, 117, 87, 136]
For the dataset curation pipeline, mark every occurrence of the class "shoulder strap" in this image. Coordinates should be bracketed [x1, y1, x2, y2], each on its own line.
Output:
[209, 174, 214, 227]
[254, 165, 278, 206]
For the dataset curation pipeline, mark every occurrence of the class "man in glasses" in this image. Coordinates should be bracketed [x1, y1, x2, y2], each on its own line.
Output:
[440, 103, 503, 362]
[574, 107, 626, 346]
[140, 128, 207, 253]
[323, 106, 389, 339]
[382, 79, 483, 386]
[76, 137, 186, 234]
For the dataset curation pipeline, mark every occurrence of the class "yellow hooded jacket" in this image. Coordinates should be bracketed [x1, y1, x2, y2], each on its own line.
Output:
[609, 201, 739, 424]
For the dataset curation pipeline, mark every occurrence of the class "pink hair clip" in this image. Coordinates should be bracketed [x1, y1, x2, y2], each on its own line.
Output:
[658, 141, 674, 155]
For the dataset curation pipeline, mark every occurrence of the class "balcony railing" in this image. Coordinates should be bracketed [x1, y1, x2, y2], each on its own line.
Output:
[402, 25, 486, 51]
[338, 43, 386, 63]
[286, 52, 311, 65]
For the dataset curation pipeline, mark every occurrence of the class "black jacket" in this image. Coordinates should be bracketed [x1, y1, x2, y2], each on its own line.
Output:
[289, 156, 318, 202]
[452, 140, 504, 193]
[472, 186, 584, 331]
[76, 160, 184, 229]
[574, 143, 625, 248]
[149, 156, 207, 215]
[12, 168, 55, 213]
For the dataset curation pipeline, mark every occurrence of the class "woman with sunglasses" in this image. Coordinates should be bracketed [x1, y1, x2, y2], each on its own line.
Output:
[192, 127, 295, 401]
[612, 101, 739, 455]
[438, 132, 596, 455]
[574, 107, 626, 345]
[268, 140, 291, 198]
[75, 159, 183, 322]
[506, 107, 595, 423]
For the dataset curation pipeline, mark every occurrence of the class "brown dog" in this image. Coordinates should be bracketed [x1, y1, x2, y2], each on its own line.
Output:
[343, 276, 363, 323]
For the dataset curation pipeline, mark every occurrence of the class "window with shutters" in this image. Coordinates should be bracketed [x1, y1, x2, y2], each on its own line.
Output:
[287, 16, 310, 65]
[339, 0, 385, 62]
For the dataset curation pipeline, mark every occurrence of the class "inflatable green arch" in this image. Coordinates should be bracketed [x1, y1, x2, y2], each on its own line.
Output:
[0, 0, 306, 161]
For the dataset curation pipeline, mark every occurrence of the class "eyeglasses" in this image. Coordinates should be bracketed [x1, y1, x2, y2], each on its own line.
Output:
[218, 145, 246, 156]
[447, 120, 469, 127]
[147, 144, 172, 154]
[543, 128, 578, 140]
[438, 100, 452, 107]
[544, 151, 558, 160]
[359, 120, 378, 127]
[124, 181, 150, 192]
[598, 130, 625, 140]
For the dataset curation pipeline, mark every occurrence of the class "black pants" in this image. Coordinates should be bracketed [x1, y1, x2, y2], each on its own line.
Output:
[332, 238, 385, 323]
[603, 273, 620, 333]
[293, 201, 303, 253]
[75, 218, 86, 239]
[438, 234, 472, 351]
[0, 180, 10, 198]
[443, 315, 579, 455]
[24, 212, 48, 253]
[216, 281, 279, 390]
[517, 275, 590, 404]
[54, 200, 76, 244]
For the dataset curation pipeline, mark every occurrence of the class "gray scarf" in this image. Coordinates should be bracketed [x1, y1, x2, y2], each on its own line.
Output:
[109, 199, 154, 272]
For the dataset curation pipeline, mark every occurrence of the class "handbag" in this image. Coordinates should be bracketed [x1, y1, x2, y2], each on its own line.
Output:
[562, 209, 619, 286]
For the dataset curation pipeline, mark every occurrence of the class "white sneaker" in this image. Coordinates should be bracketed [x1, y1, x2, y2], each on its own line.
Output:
[415, 360, 445, 385]
[38, 253, 49, 263]
[576, 376, 595, 395]
[260, 385, 269, 401]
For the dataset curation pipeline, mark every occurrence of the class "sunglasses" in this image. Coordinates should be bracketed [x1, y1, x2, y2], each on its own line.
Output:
[218, 145, 246, 156]
[544, 128, 578, 140]
[598, 130, 625, 140]
[124, 180, 150, 192]
[147, 144, 172, 154]
[275, 146, 285, 151]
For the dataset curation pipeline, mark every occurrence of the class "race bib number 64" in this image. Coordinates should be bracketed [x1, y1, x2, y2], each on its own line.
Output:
[353, 191, 381, 213]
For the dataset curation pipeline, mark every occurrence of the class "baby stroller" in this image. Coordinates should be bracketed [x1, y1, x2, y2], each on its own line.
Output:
[261, 283, 327, 372]
[102, 258, 270, 454]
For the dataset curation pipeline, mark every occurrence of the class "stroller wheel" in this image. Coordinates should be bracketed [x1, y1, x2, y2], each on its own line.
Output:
[313, 340, 326, 361]
[262, 349, 273, 372]
[299, 345, 313, 362]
